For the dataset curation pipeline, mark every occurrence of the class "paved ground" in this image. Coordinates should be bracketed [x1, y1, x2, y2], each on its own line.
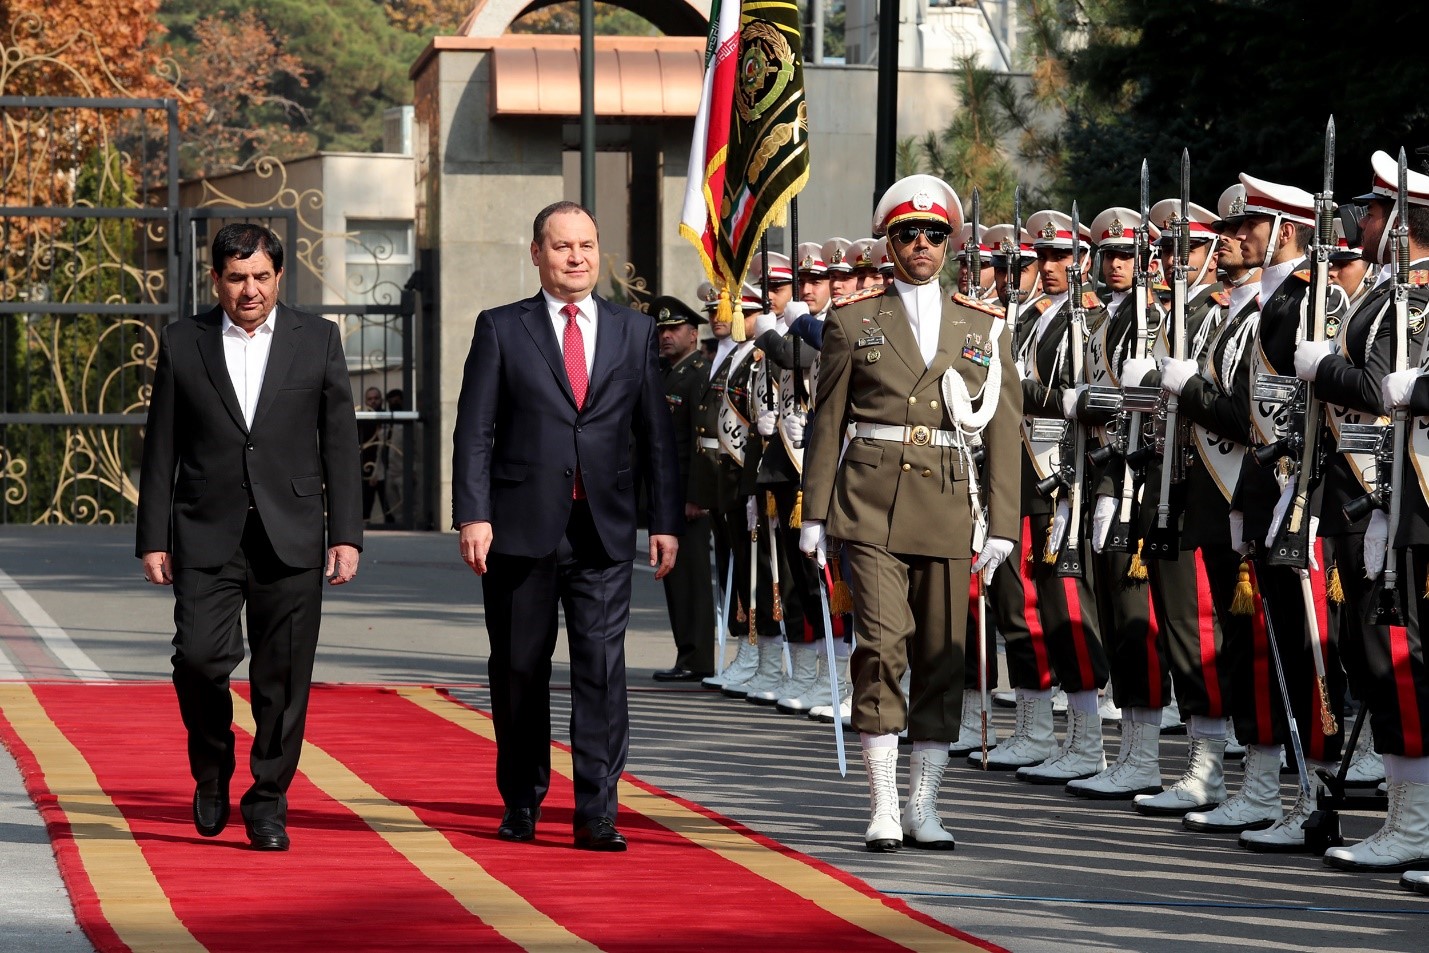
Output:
[1, 526, 1425, 953]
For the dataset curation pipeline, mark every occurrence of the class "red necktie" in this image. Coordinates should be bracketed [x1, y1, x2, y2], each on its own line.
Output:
[562, 303, 588, 498]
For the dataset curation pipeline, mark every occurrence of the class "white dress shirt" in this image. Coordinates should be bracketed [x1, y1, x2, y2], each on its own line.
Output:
[543, 290, 596, 375]
[709, 336, 737, 380]
[221, 308, 277, 429]
[892, 277, 943, 366]
[1259, 257, 1299, 304]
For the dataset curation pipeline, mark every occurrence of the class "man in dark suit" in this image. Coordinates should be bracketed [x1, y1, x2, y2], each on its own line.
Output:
[137, 223, 363, 852]
[452, 201, 681, 852]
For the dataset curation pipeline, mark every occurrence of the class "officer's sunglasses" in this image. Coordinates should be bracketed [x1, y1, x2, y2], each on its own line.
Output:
[891, 224, 950, 246]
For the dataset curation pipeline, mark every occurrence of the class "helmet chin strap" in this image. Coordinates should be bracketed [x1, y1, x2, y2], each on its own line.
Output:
[1261, 213, 1283, 269]
[1376, 207, 1398, 265]
[1193, 237, 1219, 286]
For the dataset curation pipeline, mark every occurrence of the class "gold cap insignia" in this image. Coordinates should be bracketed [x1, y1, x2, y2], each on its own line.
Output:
[1109, 218, 1125, 237]
[830, 248, 844, 264]
[1229, 195, 1246, 216]
[1040, 221, 1057, 240]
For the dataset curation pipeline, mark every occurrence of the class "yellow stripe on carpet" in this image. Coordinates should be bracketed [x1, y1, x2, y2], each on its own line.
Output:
[229, 691, 599, 953]
[398, 686, 982, 953]
[0, 683, 206, 952]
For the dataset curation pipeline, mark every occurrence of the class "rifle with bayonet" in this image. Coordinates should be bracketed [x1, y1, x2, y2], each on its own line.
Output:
[1377, 149, 1413, 626]
[1259, 117, 1336, 570]
[970, 189, 984, 299]
[1006, 186, 1026, 341]
[1143, 150, 1193, 560]
[1054, 202, 1089, 578]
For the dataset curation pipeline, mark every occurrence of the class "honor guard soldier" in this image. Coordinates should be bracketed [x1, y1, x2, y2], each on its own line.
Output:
[652, 296, 716, 681]
[841, 238, 882, 296]
[824, 237, 857, 300]
[1062, 206, 1172, 797]
[1320, 151, 1429, 875]
[1329, 217, 1376, 310]
[955, 222, 997, 302]
[875, 237, 895, 285]
[988, 210, 1108, 776]
[800, 174, 1021, 851]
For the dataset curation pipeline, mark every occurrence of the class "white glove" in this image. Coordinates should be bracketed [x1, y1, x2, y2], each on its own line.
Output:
[754, 310, 778, 337]
[1091, 494, 1117, 553]
[785, 412, 806, 445]
[799, 519, 827, 567]
[780, 300, 810, 328]
[1048, 498, 1071, 555]
[745, 495, 758, 531]
[1363, 509, 1388, 578]
[1159, 357, 1198, 396]
[1294, 339, 1334, 382]
[1229, 509, 1248, 556]
[1061, 383, 1087, 421]
[757, 409, 778, 437]
[1382, 369, 1419, 410]
[1309, 517, 1321, 571]
[1121, 357, 1156, 388]
[971, 536, 1015, 581]
[1265, 483, 1295, 546]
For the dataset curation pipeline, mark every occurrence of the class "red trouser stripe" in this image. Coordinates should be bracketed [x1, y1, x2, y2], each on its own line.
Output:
[1144, 584, 1164, 710]
[1249, 562, 1273, 743]
[1022, 517, 1052, 690]
[1062, 576, 1095, 690]
[1390, 624, 1425, 758]
[1193, 550, 1223, 717]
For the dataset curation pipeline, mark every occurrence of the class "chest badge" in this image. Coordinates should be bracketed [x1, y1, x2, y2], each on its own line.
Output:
[961, 333, 993, 367]
[1324, 315, 1341, 340]
[866, 349, 882, 364]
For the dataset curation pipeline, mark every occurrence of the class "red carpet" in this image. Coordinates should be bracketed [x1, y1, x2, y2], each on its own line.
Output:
[0, 682, 1005, 952]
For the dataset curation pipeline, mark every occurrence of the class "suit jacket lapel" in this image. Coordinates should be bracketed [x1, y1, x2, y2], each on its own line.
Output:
[194, 306, 249, 433]
[520, 292, 577, 408]
[876, 292, 925, 378]
[249, 305, 299, 432]
[585, 296, 624, 405]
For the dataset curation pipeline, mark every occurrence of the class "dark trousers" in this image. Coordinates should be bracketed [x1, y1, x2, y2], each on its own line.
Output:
[1096, 550, 1169, 710]
[1154, 547, 1228, 720]
[1027, 508, 1109, 693]
[482, 501, 633, 827]
[1367, 545, 1429, 757]
[662, 513, 715, 673]
[170, 511, 322, 823]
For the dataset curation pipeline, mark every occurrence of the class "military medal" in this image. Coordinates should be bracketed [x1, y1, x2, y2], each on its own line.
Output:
[962, 333, 992, 367]
[866, 349, 882, 364]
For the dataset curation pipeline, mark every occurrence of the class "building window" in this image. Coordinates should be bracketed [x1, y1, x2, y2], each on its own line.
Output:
[344, 219, 412, 371]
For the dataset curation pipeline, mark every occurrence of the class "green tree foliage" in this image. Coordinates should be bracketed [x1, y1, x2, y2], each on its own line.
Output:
[509, 3, 659, 35]
[1063, 0, 1429, 213]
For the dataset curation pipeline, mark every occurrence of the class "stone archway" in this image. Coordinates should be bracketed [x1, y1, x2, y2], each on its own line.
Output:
[460, 0, 711, 38]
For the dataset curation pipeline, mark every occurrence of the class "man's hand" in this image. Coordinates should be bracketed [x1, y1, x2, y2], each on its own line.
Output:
[745, 496, 758, 531]
[326, 544, 360, 585]
[1048, 498, 1071, 555]
[754, 311, 779, 337]
[1159, 357, 1198, 396]
[1061, 384, 1086, 421]
[799, 520, 827, 567]
[650, 534, 679, 580]
[1294, 339, 1334, 382]
[781, 301, 810, 328]
[684, 502, 708, 521]
[1091, 494, 1116, 553]
[460, 521, 494, 575]
[785, 413, 806, 445]
[1229, 510, 1248, 556]
[1382, 369, 1420, 410]
[1120, 357, 1156, 388]
[1364, 509, 1388, 578]
[757, 409, 779, 437]
[141, 551, 173, 586]
[971, 536, 1014, 582]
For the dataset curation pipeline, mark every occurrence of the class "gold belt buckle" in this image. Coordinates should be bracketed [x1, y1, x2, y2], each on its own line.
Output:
[909, 425, 932, 447]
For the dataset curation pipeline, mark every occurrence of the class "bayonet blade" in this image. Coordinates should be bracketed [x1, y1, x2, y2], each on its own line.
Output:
[1140, 158, 1150, 222]
[970, 188, 983, 296]
[1324, 116, 1336, 196]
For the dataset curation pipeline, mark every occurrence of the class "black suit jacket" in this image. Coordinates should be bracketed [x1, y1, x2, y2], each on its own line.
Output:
[451, 291, 682, 560]
[136, 304, 364, 569]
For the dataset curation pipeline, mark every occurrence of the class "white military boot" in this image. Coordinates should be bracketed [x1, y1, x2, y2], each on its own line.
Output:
[1345, 725, 1386, 787]
[778, 650, 827, 713]
[1017, 705, 1106, 784]
[949, 691, 999, 757]
[977, 690, 1055, 769]
[902, 747, 956, 849]
[1159, 697, 1184, 734]
[861, 744, 903, 852]
[756, 641, 818, 706]
[704, 637, 757, 689]
[1240, 760, 1334, 852]
[1136, 737, 1227, 816]
[1066, 718, 1162, 799]
[722, 637, 784, 699]
[1401, 869, 1429, 895]
[807, 662, 853, 721]
[1183, 744, 1283, 833]
[1323, 781, 1429, 871]
[1097, 693, 1122, 723]
[1224, 719, 1246, 759]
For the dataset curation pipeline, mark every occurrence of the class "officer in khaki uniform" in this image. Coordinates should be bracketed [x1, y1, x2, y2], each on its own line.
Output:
[800, 175, 1021, 851]
[651, 295, 715, 681]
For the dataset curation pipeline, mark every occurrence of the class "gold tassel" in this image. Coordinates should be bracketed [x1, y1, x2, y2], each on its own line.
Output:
[1126, 539, 1148, 582]
[789, 490, 802, 529]
[1327, 564, 1344, 604]
[727, 282, 745, 341]
[1043, 547, 1057, 565]
[828, 553, 854, 615]
[1231, 558, 1256, 616]
[765, 491, 778, 519]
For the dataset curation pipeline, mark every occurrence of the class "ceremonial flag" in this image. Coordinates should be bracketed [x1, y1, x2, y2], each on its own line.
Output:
[680, 1, 810, 334]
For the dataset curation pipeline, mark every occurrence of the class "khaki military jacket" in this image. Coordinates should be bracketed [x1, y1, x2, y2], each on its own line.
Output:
[802, 285, 1022, 558]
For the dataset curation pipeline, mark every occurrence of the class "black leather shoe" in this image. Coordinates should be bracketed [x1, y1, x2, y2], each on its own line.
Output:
[193, 779, 230, 838]
[244, 818, 290, 851]
[498, 807, 540, 842]
[573, 817, 627, 851]
[652, 667, 712, 682]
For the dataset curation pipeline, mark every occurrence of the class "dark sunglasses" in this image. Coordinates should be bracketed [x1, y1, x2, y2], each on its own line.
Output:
[891, 224, 950, 246]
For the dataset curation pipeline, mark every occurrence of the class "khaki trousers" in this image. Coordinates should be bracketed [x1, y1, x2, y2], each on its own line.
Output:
[843, 540, 969, 742]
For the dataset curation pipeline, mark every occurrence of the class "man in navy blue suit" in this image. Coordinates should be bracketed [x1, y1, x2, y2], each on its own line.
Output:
[452, 201, 682, 851]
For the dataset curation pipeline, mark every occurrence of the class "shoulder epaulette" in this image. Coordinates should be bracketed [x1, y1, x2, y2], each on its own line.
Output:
[1410, 269, 1429, 286]
[951, 292, 1005, 319]
[1292, 268, 1312, 283]
[1212, 290, 1230, 306]
[1035, 298, 1053, 314]
[1082, 290, 1103, 310]
[832, 285, 888, 309]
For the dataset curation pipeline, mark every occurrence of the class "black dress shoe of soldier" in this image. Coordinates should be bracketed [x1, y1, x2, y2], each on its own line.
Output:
[573, 817, 627, 851]
[498, 807, 540, 842]
[193, 779, 230, 837]
[653, 667, 710, 682]
[245, 818, 290, 851]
